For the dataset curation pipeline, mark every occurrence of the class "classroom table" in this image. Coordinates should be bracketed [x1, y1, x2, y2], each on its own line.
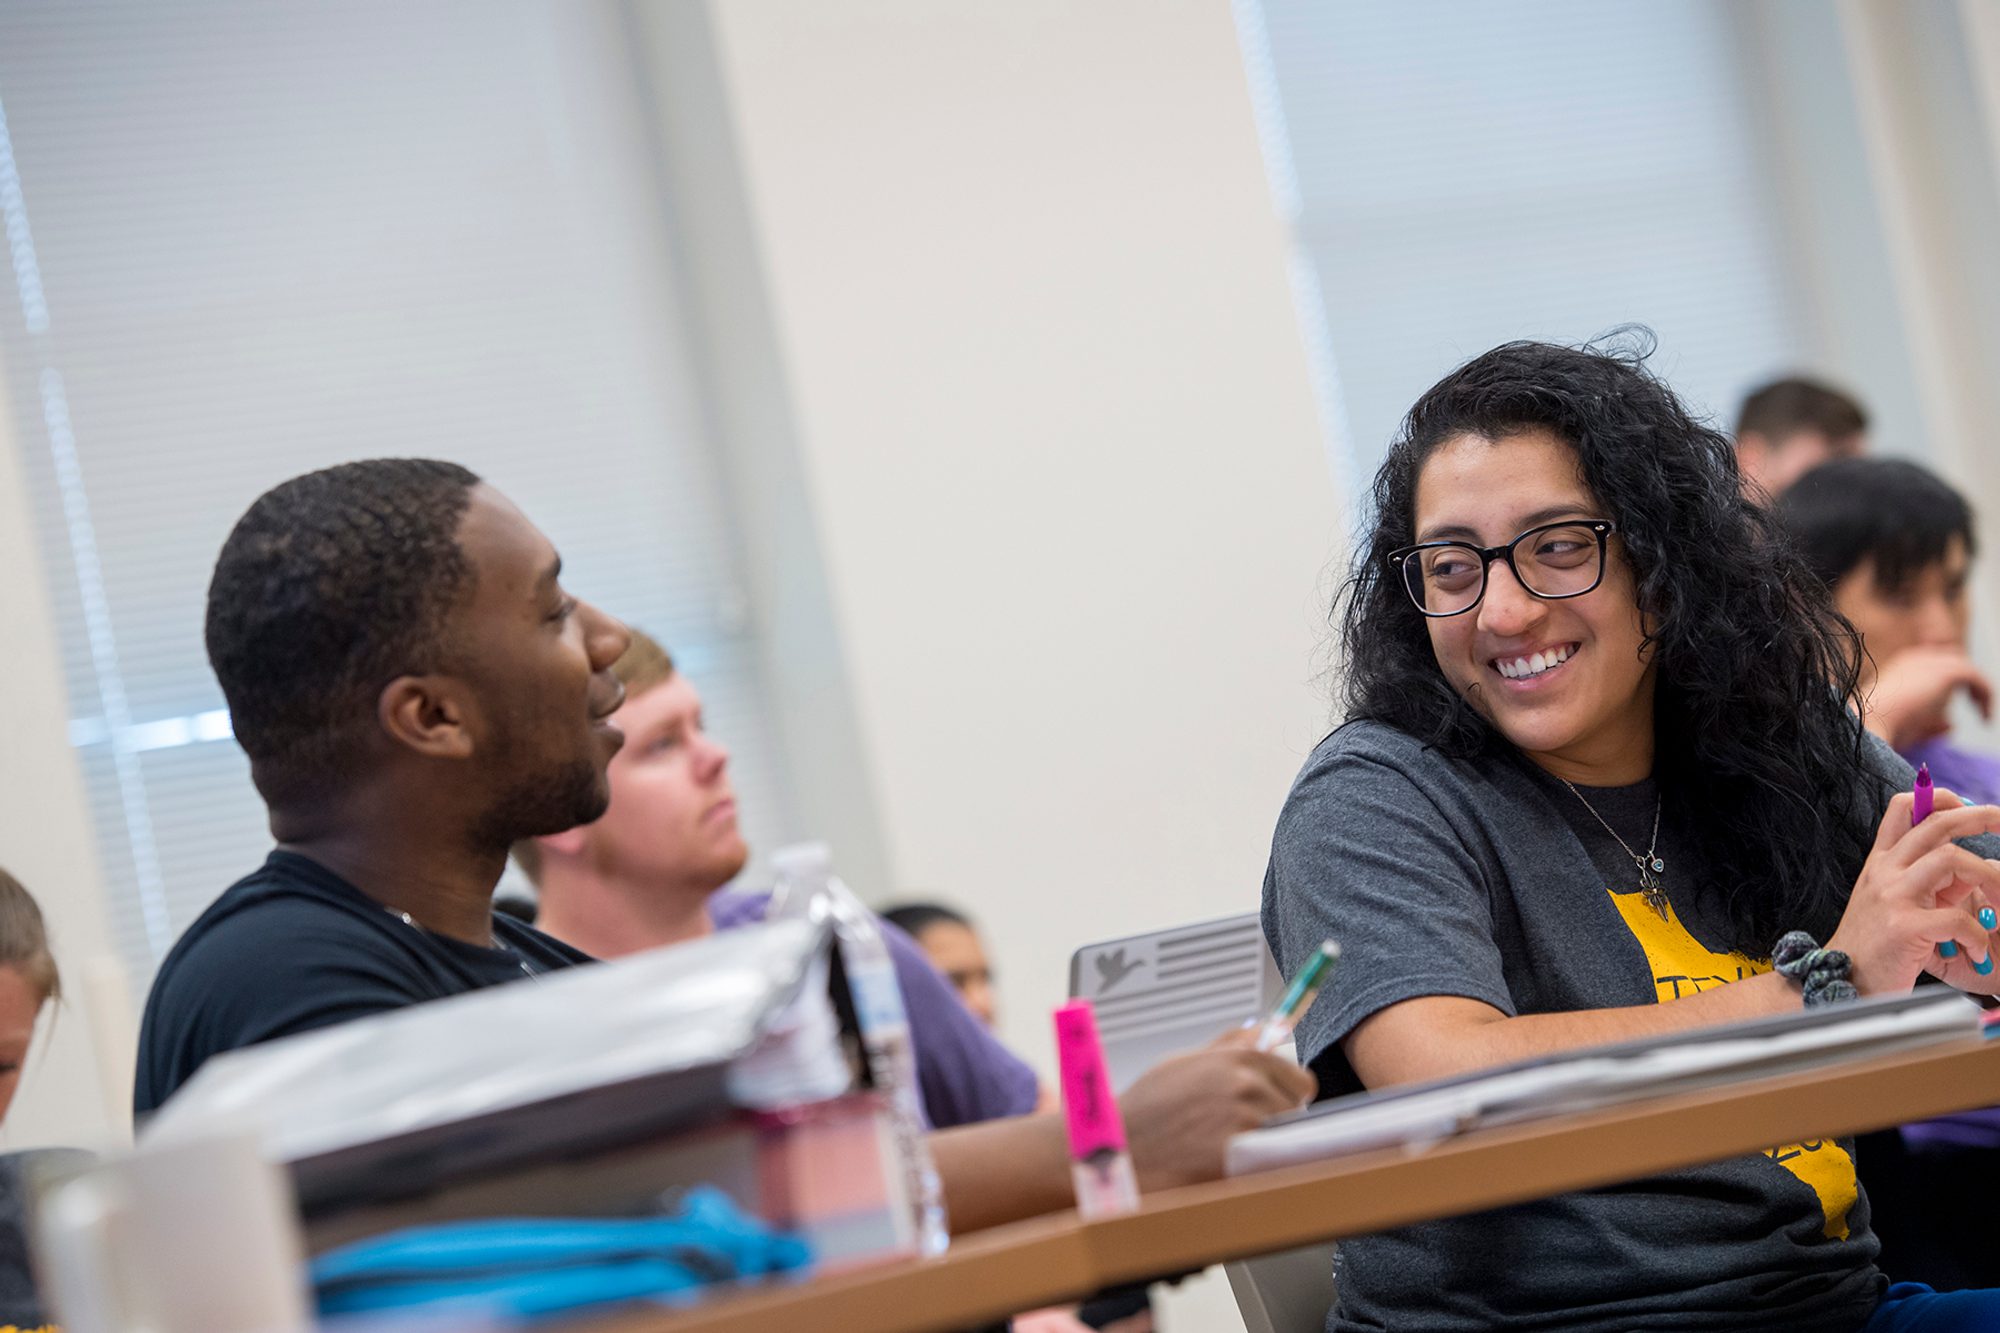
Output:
[595, 1036, 2000, 1333]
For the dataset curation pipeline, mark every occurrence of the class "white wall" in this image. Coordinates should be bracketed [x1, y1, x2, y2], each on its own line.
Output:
[631, 0, 898, 901]
[639, 3, 1338, 1324]
[0, 369, 132, 1151]
[669, 0, 1339, 1065]
[648, 5, 1344, 1320]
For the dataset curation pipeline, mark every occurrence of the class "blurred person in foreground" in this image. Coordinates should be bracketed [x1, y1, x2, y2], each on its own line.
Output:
[135, 459, 1311, 1245]
[518, 630, 1039, 1130]
[0, 869, 81, 1330]
[1734, 375, 1869, 502]
[1777, 456, 2000, 1291]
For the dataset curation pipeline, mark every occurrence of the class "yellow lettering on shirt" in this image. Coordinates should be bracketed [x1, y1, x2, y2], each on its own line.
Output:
[1758, 1138, 1857, 1240]
[1607, 887, 1856, 1240]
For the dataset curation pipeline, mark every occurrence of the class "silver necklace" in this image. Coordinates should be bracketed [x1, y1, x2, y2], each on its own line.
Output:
[1561, 781, 1668, 920]
[383, 905, 536, 979]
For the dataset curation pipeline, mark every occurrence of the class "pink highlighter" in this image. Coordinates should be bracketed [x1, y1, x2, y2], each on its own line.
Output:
[1053, 998, 1142, 1219]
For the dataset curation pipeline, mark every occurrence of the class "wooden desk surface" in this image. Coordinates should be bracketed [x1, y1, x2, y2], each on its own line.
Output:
[607, 1037, 2000, 1333]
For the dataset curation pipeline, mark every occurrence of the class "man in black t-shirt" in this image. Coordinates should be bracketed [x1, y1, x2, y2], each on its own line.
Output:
[135, 460, 1313, 1240]
[136, 459, 633, 1114]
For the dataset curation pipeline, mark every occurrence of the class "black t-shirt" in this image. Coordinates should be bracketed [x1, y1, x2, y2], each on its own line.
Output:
[135, 850, 592, 1116]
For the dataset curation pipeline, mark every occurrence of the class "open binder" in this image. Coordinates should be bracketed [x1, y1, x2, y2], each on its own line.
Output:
[145, 919, 916, 1266]
[1226, 989, 1984, 1176]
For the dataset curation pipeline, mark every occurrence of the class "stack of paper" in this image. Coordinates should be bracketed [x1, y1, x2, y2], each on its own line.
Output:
[1226, 990, 1982, 1175]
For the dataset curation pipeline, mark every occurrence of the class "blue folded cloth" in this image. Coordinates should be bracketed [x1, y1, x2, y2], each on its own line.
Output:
[312, 1186, 813, 1320]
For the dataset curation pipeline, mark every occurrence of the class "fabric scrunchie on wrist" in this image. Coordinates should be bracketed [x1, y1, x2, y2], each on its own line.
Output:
[1772, 930, 1859, 1007]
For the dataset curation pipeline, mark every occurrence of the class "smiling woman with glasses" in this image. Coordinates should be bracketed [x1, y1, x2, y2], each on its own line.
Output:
[1262, 336, 2000, 1333]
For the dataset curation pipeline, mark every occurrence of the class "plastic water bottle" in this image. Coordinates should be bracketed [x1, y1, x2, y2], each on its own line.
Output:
[768, 842, 950, 1256]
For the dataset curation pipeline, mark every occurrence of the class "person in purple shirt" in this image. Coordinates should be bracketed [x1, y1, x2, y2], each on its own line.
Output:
[516, 628, 1041, 1130]
[1778, 456, 2000, 1289]
[881, 902, 1001, 1029]
[1777, 459, 1997, 810]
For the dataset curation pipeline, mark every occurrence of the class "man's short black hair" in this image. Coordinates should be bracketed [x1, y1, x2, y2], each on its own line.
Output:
[1775, 457, 1977, 595]
[206, 459, 482, 804]
[1735, 376, 1868, 443]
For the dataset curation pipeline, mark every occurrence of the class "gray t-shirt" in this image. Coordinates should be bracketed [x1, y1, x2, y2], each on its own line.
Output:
[1261, 719, 1984, 1333]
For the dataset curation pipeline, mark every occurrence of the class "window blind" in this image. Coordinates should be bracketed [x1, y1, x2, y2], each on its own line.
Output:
[0, 0, 797, 993]
[1239, 0, 1805, 492]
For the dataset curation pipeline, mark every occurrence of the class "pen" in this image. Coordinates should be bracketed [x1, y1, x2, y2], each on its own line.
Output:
[1053, 998, 1141, 1219]
[1916, 766, 1951, 957]
[1913, 765, 1973, 965]
[1255, 939, 1340, 1053]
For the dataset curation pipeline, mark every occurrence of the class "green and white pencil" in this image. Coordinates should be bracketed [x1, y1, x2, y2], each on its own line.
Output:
[1254, 939, 1340, 1053]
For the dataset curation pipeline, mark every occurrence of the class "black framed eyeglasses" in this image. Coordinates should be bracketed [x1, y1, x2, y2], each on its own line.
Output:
[1386, 520, 1616, 618]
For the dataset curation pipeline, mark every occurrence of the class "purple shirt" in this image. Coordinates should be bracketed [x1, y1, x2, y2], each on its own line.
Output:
[709, 892, 1040, 1130]
[1899, 737, 2000, 1150]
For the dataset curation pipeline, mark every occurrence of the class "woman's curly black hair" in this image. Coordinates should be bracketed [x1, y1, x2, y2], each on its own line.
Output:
[1338, 334, 1881, 953]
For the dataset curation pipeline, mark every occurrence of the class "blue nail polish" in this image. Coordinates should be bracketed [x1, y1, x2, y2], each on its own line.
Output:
[1976, 954, 1994, 977]
[1981, 908, 1996, 931]
[1941, 941, 1961, 959]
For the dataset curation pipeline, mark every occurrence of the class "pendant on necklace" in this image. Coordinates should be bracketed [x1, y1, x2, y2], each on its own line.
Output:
[1637, 857, 1668, 920]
